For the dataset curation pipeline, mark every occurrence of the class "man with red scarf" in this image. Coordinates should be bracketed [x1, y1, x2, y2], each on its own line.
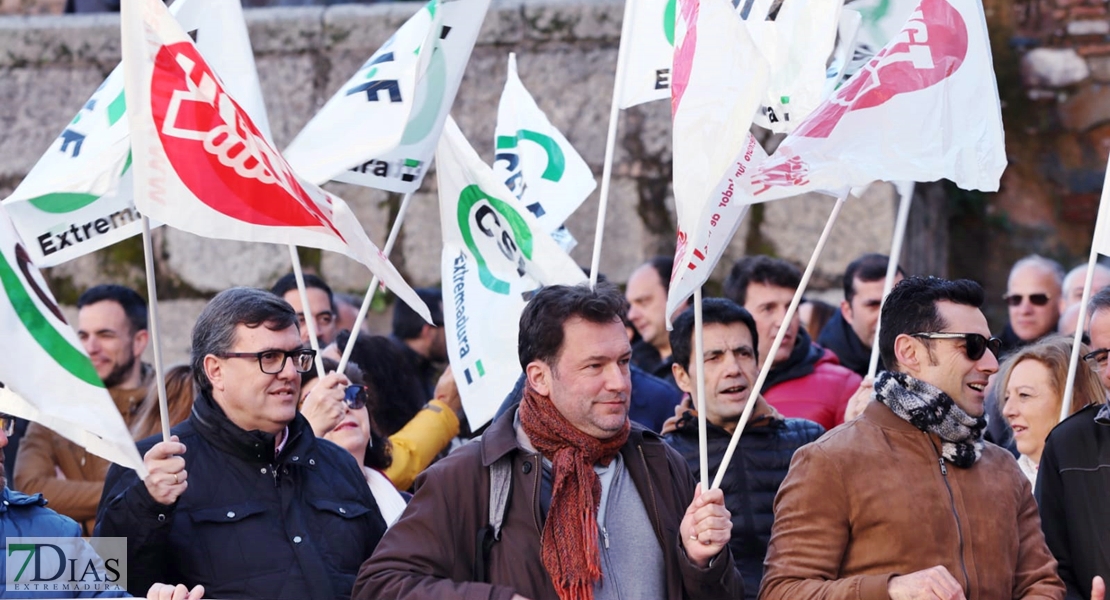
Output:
[354, 283, 742, 600]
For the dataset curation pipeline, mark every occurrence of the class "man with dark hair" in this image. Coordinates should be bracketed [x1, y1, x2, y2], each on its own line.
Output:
[723, 256, 861, 430]
[817, 253, 905, 376]
[271, 272, 338, 346]
[390, 287, 447, 400]
[665, 298, 823, 599]
[355, 283, 743, 600]
[96, 287, 387, 598]
[15, 284, 154, 535]
[626, 256, 689, 381]
[1037, 287, 1110, 600]
[761, 276, 1064, 600]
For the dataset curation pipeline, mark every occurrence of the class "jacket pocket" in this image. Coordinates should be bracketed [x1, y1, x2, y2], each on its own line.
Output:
[307, 498, 373, 520]
[306, 497, 379, 575]
[189, 503, 268, 525]
[183, 502, 282, 594]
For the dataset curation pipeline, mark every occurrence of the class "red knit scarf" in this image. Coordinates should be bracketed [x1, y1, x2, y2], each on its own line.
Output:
[519, 385, 630, 600]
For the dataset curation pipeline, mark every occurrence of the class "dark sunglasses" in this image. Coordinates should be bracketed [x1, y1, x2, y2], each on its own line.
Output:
[344, 385, 369, 410]
[1003, 293, 1051, 307]
[911, 332, 1002, 361]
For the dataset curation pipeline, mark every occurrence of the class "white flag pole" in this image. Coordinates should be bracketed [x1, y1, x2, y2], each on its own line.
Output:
[288, 245, 326, 378]
[711, 192, 848, 490]
[140, 216, 171, 443]
[337, 191, 415, 375]
[867, 182, 914, 379]
[693, 287, 709, 490]
[1060, 165, 1110, 422]
[588, 0, 636, 289]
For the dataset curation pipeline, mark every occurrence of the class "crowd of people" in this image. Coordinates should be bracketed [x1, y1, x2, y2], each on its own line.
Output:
[0, 251, 1108, 600]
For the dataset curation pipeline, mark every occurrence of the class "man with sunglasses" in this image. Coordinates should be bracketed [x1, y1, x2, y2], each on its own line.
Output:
[761, 276, 1064, 600]
[96, 287, 387, 600]
[1000, 255, 1064, 356]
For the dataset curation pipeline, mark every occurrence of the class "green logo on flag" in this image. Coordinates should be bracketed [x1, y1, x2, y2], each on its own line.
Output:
[400, 42, 448, 145]
[457, 185, 534, 295]
[495, 130, 566, 182]
[0, 244, 103, 387]
[664, 0, 677, 46]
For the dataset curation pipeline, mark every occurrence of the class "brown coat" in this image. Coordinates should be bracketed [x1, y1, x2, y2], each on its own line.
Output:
[353, 410, 744, 600]
[13, 364, 152, 535]
[759, 401, 1065, 600]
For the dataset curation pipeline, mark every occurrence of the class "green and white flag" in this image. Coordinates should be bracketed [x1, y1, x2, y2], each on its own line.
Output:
[2, 0, 269, 267]
[616, 0, 676, 108]
[493, 53, 596, 253]
[0, 207, 145, 476]
[330, 0, 491, 194]
[438, 117, 586, 428]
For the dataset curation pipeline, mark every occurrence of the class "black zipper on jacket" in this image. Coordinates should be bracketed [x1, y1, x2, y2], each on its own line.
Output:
[928, 435, 970, 592]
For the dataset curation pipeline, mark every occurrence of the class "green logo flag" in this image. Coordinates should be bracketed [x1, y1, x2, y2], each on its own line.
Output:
[0, 207, 146, 477]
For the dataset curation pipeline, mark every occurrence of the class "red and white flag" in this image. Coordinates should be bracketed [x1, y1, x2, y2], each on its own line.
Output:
[667, 0, 768, 319]
[120, 0, 430, 322]
[746, 0, 1006, 201]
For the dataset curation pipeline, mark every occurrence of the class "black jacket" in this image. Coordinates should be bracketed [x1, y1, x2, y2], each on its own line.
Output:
[95, 391, 386, 599]
[816, 310, 881, 377]
[664, 406, 824, 599]
[1036, 403, 1110, 600]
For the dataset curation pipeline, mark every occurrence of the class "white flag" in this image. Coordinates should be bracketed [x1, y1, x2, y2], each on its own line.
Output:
[121, 0, 431, 323]
[283, 0, 441, 186]
[438, 117, 586, 428]
[493, 53, 596, 252]
[0, 207, 145, 476]
[747, 0, 1007, 201]
[667, 0, 768, 318]
[3, 0, 268, 267]
[615, 0, 676, 108]
[330, 0, 492, 194]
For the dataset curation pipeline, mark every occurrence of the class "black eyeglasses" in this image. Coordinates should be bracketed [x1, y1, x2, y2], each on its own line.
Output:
[344, 385, 369, 410]
[1003, 293, 1051, 307]
[1084, 348, 1110, 373]
[911, 332, 1002, 361]
[0, 414, 15, 437]
[216, 349, 316, 374]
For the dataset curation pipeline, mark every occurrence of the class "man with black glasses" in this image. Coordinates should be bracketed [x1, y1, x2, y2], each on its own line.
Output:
[96, 287, 387, 600]
[1000, 255, 1064, 356]
[761, 276, 1064, 600]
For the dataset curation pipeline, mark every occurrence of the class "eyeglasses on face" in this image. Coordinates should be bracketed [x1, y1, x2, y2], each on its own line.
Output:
[216, 349, 317, 374]
[1083, 348, 1110, 373]
[1003, 293, 1051, 307]
[910, 332, 1002, 361]
[344, 385, 369, 410]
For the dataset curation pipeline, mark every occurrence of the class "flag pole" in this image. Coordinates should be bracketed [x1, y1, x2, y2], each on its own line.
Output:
[711, 192, 848, 489]
[140, 216, 171, 443]
[337, 191, 415, 375]
[288, 245, 326, 378]
[588, 0, 636, 289]
[693, 287, 709, 490]
[867, 182, 914, 379]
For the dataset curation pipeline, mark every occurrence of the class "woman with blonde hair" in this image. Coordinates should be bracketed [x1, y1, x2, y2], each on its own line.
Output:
[999, 335, 1105, 487]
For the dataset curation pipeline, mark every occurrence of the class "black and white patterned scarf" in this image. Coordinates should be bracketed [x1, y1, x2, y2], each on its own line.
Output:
[873, 370, 986, 468]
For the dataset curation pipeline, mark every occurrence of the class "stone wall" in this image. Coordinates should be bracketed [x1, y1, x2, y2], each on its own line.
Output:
[0, 0, 899, 357]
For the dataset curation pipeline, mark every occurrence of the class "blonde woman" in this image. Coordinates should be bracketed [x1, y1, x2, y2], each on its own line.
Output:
[999, 335, 1105, 487]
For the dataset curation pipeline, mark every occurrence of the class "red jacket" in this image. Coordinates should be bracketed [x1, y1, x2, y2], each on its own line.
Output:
[763, 349, 861, 430]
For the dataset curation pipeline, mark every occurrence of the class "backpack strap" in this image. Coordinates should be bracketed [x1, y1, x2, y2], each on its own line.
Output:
[474, 454, 513, 582]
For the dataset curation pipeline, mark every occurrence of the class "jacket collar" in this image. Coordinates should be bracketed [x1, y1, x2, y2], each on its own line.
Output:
[190, 389, 314, 464]
[862, 399, 923, 433]
[0, 487, 47, 512]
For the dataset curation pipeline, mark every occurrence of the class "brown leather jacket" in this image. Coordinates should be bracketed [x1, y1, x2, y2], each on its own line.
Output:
[760, 401, 1064, 600]
[13, 364, 152, 535]
[354, 409, 744, 600]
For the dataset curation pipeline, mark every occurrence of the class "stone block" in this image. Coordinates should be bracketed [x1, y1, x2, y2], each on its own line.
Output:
[163, 229, 291, 293]
[0, 13, 118, 67]
[521, 0, 623, 43]
[255, 54, 319, 149]
[245, 6, 324, 55]
[1058, 83, 1110, 131]
[318, 181, 394, 292]
[1091, 55, 1110, 82]
[1021, 47, 1090, 88]
[1067, 19, 1110, 36]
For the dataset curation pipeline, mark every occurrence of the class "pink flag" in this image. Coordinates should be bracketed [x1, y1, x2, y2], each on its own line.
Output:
[121, 0, 430, 322]
[747, 0, 1005, 201]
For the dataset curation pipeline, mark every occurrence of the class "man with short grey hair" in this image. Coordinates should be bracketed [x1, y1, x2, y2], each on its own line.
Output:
[97, 287, 386, 599]
[1062, 263, 1110, 312]
[1000, 255, 1065, 356]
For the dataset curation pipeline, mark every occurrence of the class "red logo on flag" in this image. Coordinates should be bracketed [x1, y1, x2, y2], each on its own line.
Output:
[672, 229, 689, 282]
[150, 43, 343, 237]
[751, 154, 811, 195]
[793, 0, 969, 139]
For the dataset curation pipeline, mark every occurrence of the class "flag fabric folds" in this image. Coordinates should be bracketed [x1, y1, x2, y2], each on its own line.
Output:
[121, 0, 431, 322]
[0, 207, 146, 477]
[3, 0, 268, 267]
[747, 0, 1007, 201]
[493, 53, 597, 252]
[328, 0, 492, 194]
[437, 117, 586, 428]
